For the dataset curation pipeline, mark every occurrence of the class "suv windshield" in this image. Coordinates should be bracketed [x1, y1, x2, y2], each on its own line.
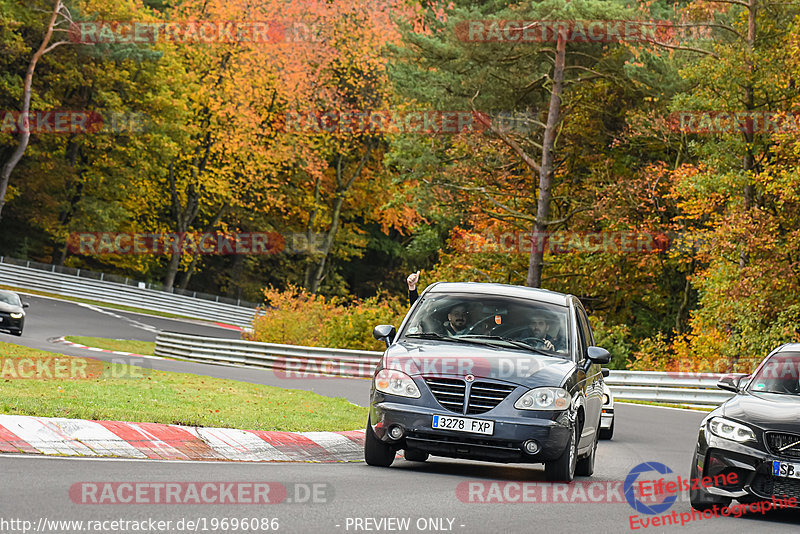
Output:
[401, 293, 570, 355]
[748, 352, 800, 396]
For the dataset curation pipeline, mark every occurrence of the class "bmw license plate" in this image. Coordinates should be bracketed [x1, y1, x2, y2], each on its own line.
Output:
[432, 415, 494, 435]
[773, 460, 800, 479]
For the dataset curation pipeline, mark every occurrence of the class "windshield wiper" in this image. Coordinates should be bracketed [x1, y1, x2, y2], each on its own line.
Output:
[459, 335, 553, 355]
[404, 332, 496, 347]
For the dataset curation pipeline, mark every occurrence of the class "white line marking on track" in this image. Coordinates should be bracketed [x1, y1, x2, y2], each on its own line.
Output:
[75, 302, 159, 333]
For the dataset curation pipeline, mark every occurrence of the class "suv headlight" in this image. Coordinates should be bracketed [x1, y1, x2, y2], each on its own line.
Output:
[10, 312, 23, 319]
[708, 417, 756, 443]
[374, 369, 420, 398]
[515, 387, 571, 410]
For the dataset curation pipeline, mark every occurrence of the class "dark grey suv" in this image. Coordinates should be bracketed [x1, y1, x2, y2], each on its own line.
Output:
[365, 282, 610, 481]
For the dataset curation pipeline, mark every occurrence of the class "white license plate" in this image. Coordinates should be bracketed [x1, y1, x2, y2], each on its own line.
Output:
[432, 415, 494, 435]
[773, 461, 800, 479]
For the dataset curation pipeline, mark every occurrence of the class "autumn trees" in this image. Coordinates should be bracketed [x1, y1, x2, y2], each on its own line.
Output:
[3, 0, 800, 370]
[390, 0, 800, 369]
[1, 0, 416, 297]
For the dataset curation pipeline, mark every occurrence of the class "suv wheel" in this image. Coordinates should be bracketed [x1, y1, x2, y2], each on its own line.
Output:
[364, 417, 395, 467]
[545, 424, 577, 482]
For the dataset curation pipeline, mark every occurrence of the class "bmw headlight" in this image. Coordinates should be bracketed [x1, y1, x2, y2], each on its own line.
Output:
[374, 369, 420, 398]
[10, 312, 23, 319]
[515, 387, 571, 410]
[708, 417, 756, 443]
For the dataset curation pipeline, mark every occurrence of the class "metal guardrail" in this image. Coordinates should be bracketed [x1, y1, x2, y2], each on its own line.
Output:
[154, 332, 734, 405]
[0, 259, 257, 327]
[604, 370, 733, 406]
[0, 256, 258, 306]
[155, 331, 380, 377]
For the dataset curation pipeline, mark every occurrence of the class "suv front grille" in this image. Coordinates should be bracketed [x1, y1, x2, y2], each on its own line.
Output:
[467, 382, 517, 414]
[424, 377, 466, 412]
[767, 432, 800, 459]
[423, 377, 516, 414]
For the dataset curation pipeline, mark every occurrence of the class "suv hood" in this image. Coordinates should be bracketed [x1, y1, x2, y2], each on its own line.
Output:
[384, 340, 575, 388]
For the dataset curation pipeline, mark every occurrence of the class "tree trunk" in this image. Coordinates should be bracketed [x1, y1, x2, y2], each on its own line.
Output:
[0, 1, 64, 222]
[305, 143, 373, 293]
[163, 163, 199, 291]
[179, 256, 198, 290]
[226, 254, 244, 297]
[675, 259, 695, 335]
[56, 241, 69, 266]
[739, 0, 757, 269]
[308, 195, 344, 293]
[178, 207, 224, 290]
[55, 138, 86, 265]
[163, 252, 181, 291]
[527, 29, 566, 288]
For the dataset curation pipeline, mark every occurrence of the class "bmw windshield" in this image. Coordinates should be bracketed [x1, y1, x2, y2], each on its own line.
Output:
[747, 352, 800, 396]
[400, 294, 570, 355]
[0, 292, 21, 306]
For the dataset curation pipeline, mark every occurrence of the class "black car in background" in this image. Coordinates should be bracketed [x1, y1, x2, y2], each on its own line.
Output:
[365, 282, 611, 482]
[690, 344, 800, 509]
[0, 289, 28, 336]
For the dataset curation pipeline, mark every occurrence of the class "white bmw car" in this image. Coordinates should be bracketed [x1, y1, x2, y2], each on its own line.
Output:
[600, 383, 614, 439]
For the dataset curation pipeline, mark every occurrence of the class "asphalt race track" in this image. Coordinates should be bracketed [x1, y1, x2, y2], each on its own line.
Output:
[1, 294, 799, 533]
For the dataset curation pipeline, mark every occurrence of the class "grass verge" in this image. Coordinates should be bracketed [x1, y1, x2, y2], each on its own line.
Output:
[64, 336, 156, 356]
[0, 342, 367, 432]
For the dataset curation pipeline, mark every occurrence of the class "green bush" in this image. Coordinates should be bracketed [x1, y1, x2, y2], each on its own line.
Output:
[589, 317, 634, 370]
[245, 286, 407, 351]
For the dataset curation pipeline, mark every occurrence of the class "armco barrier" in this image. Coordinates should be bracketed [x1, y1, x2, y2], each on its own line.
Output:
[604, 370, 733, 406]
[154, 332, 734, 405]
[0, 260, 256, 327]
[155, 331, 380, 378]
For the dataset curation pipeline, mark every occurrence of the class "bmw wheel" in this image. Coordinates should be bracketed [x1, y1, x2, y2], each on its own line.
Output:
[688, 456, 731, 511]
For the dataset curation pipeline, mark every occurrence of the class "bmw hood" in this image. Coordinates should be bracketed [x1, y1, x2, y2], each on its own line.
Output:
[383, 340, 575, 388]
[0, 302, 23, 314]
[721, 393, 800, 433]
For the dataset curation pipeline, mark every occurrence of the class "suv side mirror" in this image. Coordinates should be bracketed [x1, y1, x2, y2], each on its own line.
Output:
[22, 302, 29, 308]
[587, 346, 611, 364]
[373, 325, 396, 348]
[717, 373, 748, 393]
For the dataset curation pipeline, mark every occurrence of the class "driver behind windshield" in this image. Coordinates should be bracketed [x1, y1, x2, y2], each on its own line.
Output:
[405, 273, 475, 337]
[443, 304, 470, 336]
[522, 309, 564, 352]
